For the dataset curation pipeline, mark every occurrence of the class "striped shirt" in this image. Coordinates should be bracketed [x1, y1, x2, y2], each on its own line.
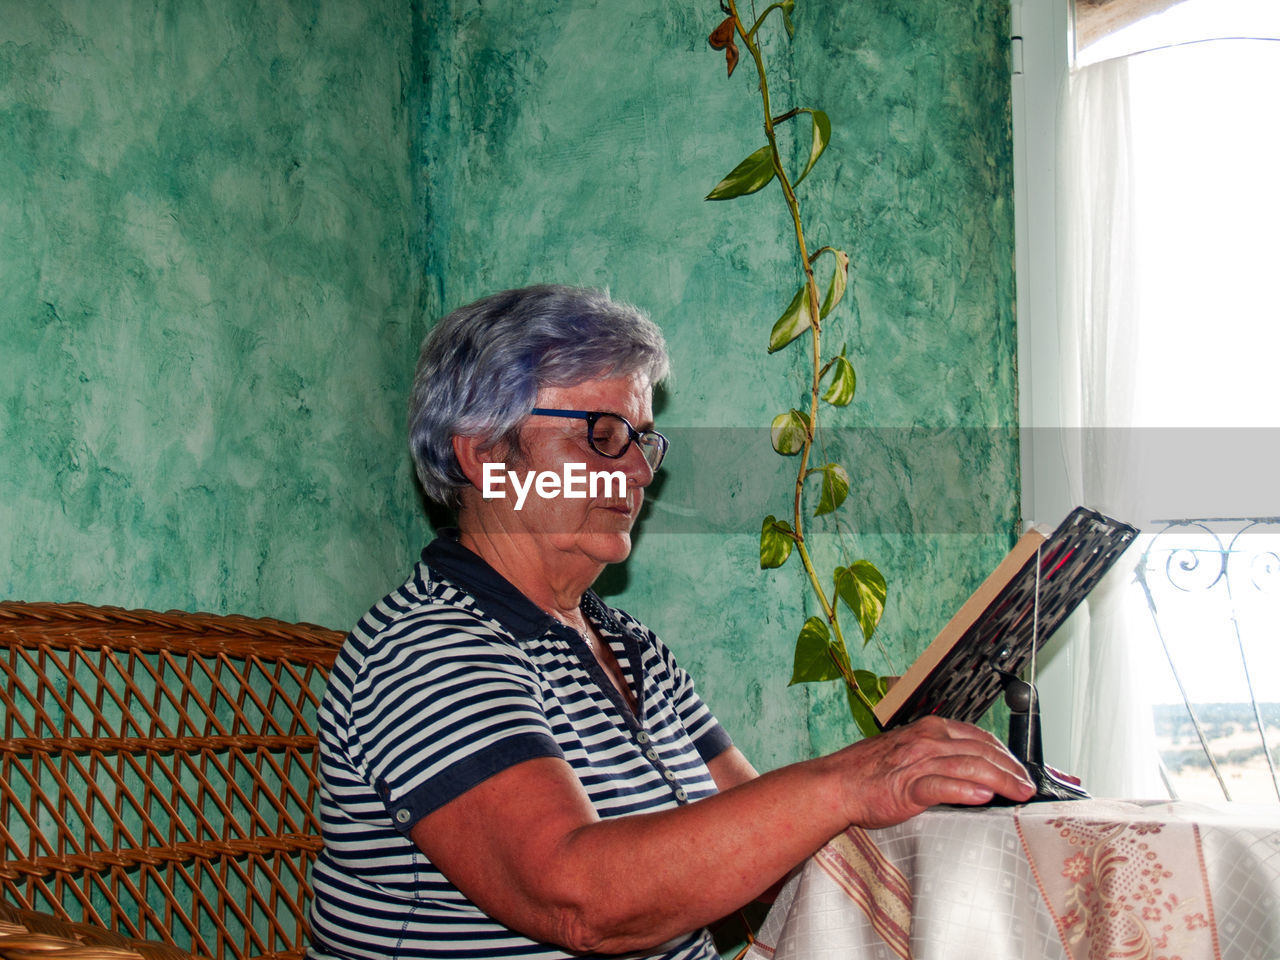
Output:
[307, 534, 733, 960]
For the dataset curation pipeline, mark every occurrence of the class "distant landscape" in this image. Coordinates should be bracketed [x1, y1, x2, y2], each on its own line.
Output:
[1153, 702, 1280, 803]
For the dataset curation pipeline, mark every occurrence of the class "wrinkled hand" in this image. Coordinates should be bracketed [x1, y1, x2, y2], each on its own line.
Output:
[831, 716, 1035, 829]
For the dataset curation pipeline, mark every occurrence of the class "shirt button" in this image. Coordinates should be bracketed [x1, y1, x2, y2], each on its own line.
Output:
[635, 731, 650, 745]
[644, 748, 660, 762]
[394, 809, 411, 824]
[662, 769, 677, 782]
[674, 787, 688, 802]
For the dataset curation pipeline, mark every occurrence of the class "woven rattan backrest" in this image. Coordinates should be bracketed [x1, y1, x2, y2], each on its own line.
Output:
[0, 601, 344, 959]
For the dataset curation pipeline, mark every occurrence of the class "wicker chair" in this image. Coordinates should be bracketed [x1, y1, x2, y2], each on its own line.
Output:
[0, 601, 345, 960]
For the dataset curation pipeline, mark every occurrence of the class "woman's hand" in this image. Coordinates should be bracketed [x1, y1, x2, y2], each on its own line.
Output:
[407, 718, 1033, 954]
[827, 716, 1035, 829]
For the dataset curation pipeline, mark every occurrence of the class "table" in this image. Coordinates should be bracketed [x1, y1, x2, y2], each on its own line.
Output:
[744, 799, 1280, 960]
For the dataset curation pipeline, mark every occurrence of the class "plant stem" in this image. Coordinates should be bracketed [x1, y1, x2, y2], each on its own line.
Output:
[727, 0, 874, 717]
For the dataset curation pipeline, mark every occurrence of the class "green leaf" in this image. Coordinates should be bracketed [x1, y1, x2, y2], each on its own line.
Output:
[759, 515, 795, 569]
[821, 353, 856, 406]
[813, 462, 850, 516]
[768, 285, 814, 353]
[829, 635, 853, 675]
[770, 409, 809, 455]
[835, 561, 888, 641]
[845, 680, 882, 738]
[794, 110, 831, 187]
[853, 669, 889, 704]
[706, 145, 776, 201]
[818, 248, 849, 318]
[790, 617, 841, 684]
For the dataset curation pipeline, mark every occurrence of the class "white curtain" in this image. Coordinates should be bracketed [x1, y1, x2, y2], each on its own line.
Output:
[1055, 56, 1165, 799]
[1051, 2, 1280, 799]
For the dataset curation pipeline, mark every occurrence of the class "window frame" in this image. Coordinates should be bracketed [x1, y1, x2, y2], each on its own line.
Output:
[1011, 0, 1077, 770]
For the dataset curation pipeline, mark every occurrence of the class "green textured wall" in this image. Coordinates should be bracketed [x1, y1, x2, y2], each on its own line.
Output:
[0, 0, 427, 627]
[421, 0, 1021, 765]
[1, 0, 1019, 768]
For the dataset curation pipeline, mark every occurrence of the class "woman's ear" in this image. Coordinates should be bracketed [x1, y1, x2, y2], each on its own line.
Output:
[452, 434, 494, 489]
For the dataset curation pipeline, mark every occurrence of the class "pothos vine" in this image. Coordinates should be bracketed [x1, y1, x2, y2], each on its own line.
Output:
[706, 0, 894, 738]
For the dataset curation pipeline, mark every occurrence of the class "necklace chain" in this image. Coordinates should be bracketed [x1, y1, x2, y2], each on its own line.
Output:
[553, 611, 596, 652]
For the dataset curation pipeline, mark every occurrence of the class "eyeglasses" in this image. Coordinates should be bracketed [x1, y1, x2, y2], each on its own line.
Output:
[529, 408, 669, 471]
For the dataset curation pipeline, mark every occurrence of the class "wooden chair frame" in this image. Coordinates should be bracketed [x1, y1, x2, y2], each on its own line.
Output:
[0, 601, 343, 959]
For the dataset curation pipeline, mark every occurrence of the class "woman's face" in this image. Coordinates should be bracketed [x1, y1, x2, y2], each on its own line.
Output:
[492, 372, 657, 571]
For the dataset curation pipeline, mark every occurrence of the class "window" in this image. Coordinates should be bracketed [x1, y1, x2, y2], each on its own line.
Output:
[1014, 0, 1280, 800]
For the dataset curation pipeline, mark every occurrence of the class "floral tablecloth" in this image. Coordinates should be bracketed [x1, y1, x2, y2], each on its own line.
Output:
[745, 800, 1280, 960]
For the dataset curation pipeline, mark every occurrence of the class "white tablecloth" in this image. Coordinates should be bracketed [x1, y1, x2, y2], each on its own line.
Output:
[745, 800, 1280, 960]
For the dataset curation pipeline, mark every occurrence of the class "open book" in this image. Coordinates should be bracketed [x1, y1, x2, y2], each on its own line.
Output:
[874, 507, 1139, 732]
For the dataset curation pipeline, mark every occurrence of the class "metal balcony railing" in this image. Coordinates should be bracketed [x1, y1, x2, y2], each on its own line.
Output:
[1137, 517, 1280, 802]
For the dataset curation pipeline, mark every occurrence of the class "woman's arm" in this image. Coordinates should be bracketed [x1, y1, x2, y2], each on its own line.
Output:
[706, 744, 759, 791]
[409, 715, 1033, 955]
[706, 745, 795, 905]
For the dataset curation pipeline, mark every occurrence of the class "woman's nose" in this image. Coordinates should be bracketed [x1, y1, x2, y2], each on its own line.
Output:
[620, 442, 656, 487]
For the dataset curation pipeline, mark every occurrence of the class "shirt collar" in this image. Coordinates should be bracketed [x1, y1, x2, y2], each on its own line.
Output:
[420, 530, 559, 638]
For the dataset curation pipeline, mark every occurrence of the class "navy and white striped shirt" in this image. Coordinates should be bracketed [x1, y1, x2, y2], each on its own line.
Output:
[307, 535, 733, 960]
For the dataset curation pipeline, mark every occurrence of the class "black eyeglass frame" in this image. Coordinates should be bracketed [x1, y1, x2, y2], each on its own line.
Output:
[529, 408, 669, 471]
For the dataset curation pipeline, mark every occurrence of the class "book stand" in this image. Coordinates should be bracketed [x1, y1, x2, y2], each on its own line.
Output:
[873, 507, 1139, 802]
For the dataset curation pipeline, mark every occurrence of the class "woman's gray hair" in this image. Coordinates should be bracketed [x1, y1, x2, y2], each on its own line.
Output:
[409, 284, 670, 510]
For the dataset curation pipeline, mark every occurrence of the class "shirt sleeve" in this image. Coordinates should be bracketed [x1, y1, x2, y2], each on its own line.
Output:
[348, 611, 563, 832]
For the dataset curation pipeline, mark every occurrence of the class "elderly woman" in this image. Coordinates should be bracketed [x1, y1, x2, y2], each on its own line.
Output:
[307, 285, 1033, 960]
